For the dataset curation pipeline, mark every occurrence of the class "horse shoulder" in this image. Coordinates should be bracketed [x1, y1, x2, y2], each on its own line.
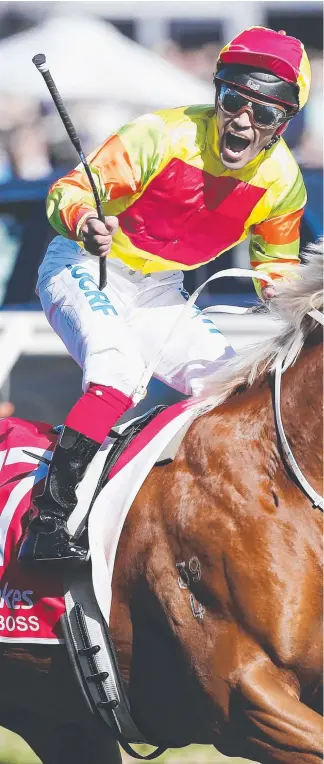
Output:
[163, 408, 323, 676]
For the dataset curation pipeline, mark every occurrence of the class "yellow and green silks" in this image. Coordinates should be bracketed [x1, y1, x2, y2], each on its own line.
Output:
[47, 105, 306, 293]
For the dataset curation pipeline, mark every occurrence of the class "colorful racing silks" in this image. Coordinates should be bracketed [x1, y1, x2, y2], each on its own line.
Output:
[47, 105, 306, 294]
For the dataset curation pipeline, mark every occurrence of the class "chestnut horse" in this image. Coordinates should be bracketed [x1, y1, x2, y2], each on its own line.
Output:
[0, 243, 322, 764]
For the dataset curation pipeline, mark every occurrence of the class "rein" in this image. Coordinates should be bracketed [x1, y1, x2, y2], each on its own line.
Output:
[274, 350, 323, 512]
[132, 266, 323, 513]
[208, 303, 324, 511]
[201, 294, 324, 512]
[201, 289, 324, 512]
[132, 268, 275, 404]
[274, 307, 324, 512]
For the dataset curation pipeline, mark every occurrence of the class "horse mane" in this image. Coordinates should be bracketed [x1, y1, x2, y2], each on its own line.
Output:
[191, 238, 323, 416]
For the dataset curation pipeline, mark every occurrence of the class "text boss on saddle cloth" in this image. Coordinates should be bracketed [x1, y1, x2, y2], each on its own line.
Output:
[18, 26, 311, 565]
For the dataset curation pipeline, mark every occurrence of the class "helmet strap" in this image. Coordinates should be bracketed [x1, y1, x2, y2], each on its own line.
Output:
[276, 121, 289, 136]
[265, 135, 280, 150]
[265, 120, 288, 150]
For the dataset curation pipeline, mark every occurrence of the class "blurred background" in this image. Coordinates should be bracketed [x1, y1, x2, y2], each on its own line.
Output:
[0, 2, 322, 763]
[0, 0, 322, 424]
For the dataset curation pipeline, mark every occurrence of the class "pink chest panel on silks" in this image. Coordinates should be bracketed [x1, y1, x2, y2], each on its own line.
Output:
[118, 158, 266, 266]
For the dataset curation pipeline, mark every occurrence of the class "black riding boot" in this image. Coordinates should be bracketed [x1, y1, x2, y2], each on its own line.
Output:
[18, 426, 100, 564]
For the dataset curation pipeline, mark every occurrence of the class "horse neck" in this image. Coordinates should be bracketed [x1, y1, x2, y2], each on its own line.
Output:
[280, 331, 323, 489]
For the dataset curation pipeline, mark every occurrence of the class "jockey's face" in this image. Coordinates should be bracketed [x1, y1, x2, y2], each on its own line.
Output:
[215, 87, 282, 169]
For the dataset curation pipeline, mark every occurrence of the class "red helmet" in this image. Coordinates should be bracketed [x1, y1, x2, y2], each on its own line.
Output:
[214, 27, 311, 111]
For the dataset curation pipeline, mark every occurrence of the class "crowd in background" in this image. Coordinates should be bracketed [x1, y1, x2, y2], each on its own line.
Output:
[0, 29, 322, 184]
[0, 5, 321, 419]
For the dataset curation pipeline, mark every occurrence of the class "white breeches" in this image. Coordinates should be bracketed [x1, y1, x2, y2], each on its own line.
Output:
[36, 237, 234, 398]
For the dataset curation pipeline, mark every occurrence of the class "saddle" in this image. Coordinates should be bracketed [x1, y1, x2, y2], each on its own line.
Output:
[99, 404, 167, 487]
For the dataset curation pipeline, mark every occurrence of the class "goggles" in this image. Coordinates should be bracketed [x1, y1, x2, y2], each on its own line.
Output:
[217, 84, 291, 128]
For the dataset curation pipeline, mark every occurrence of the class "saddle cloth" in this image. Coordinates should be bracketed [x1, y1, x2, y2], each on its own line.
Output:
[0, 401, 195, 643]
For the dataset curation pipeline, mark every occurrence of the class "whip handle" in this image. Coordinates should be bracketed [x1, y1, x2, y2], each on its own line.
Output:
[32, 55, 107, 290]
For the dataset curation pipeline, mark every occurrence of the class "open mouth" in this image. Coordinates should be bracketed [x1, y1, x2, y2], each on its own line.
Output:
[223, 131, 251, 160]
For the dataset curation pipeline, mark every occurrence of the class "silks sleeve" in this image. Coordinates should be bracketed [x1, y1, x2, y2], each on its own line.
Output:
[249, 166, 307, 296]
[46, 113, 167, 240]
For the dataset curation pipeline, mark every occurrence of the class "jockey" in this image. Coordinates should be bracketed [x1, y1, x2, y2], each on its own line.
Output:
[19, 26, 311, 564]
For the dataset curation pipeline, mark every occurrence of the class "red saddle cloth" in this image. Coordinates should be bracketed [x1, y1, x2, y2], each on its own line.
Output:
[0, 418, 65, 643]
[0, 402, 189, 644]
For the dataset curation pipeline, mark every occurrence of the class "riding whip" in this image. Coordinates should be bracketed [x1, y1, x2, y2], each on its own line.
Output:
[32, 53, 107, 290]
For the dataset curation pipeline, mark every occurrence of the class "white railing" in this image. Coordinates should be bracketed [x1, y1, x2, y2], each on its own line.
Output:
[0, 312, 68, 391]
